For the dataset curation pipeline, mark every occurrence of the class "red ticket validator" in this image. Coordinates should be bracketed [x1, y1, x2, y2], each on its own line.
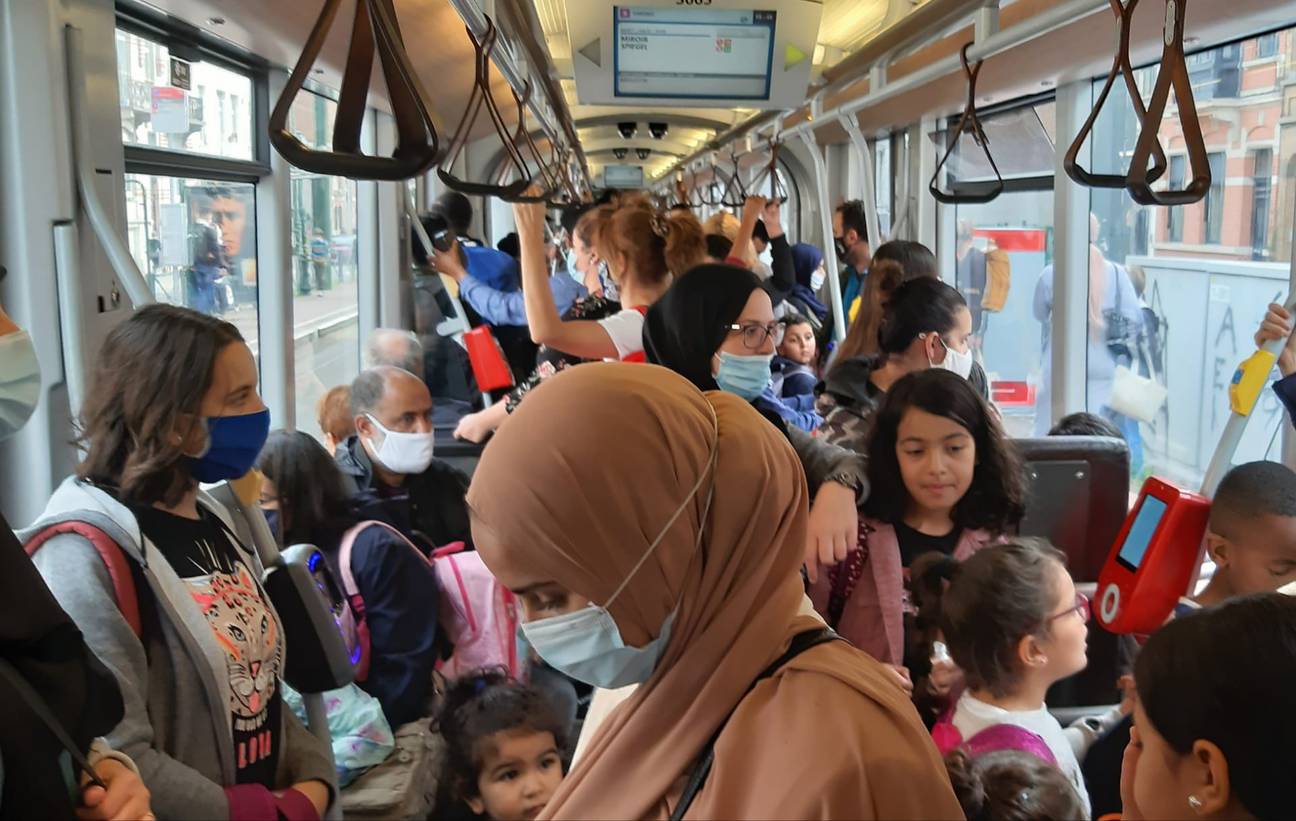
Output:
[464, 326, 515, 393]
[1096, 477, 1211, 635]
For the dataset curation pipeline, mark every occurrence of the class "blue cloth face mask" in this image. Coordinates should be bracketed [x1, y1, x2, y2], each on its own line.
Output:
[187, 408, 271, 483]
[714, 351, 774, 401]
[520, 428, 718, 689]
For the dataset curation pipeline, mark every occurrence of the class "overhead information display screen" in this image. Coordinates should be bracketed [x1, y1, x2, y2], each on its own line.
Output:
[603, 164, 646, 189]
[613, 6, 777, 101]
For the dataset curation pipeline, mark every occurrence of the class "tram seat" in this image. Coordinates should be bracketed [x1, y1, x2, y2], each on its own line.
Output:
[1015, 435, 1132, 708]
[1015, 435, 1130, 583]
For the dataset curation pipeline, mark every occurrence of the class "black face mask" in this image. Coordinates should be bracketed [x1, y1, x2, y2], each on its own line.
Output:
[834, 236, 850, 263]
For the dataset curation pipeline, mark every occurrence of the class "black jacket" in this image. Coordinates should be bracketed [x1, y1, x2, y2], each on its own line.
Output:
[335, 435, 473, 553]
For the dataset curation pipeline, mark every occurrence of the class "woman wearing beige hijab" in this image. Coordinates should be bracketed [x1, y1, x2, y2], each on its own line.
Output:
[467, 363, 961, 820]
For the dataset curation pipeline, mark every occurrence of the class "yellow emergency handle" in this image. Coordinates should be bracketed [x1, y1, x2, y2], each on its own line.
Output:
[1229, 350, 1277, 415]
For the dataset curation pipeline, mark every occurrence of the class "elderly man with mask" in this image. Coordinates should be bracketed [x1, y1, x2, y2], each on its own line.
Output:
[335, 366, 472, 552]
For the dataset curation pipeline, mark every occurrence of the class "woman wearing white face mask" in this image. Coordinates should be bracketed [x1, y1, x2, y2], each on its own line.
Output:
[466, 363, 962, 820]
[0, 300, 41, 440]
[817, 277, 975, 456]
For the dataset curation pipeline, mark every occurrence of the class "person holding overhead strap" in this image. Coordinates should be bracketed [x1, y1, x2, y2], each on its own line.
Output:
[514, 192, 704, 363]
[465, 363, 962, 819]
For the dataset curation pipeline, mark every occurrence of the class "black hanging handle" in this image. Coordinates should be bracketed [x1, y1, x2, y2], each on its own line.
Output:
[437, 16, 532, 200]
[1064, 0, 1168, 189]
[268, 0, 440, 181]
[929, 44, 1004, 205]
[1125, 0, 1210, 205]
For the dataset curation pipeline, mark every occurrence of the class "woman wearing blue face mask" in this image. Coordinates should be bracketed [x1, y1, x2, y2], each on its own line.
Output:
[22, 305, 335, 820]
[644, 264, 870, 587]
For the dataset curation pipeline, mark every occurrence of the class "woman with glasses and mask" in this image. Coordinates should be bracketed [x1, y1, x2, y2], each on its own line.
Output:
[644, 264, 870, 589]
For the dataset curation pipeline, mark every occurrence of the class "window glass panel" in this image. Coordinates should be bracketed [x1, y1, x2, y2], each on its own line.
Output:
[1082, 29, 1294, 487]
[952, 191, 1054, 438]
[288, 92, 360, 442]
[935, 103, 1055, 183]
[115, 29, 254, 161]
[124, 174, 259, 351]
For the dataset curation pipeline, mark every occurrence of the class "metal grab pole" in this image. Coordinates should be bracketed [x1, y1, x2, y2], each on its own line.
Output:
[799, 130, 847, 343]
[1201, 194, 1296, 497]
[840, 115, 883, 247]
[65, 26, 153, 309]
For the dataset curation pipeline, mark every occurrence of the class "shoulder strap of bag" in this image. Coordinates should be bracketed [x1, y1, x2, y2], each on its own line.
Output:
[670, 628, 841, 820]
[0, 657, 106, 789]
[25, 522, 142, 638]
[338, 520, 429, 598]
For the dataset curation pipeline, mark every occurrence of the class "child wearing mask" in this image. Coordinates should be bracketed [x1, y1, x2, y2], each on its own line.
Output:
[1120, 593, 1295, 821]
[772, 316, 818, 400]
[932, 540, 1126, 819]
[437, 668, 567, 821]
[809, 369, 1025, 673]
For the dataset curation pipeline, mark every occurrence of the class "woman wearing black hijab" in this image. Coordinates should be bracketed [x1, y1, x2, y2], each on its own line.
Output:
[0, 512, 154, 819]
[643, 264, 870, 587]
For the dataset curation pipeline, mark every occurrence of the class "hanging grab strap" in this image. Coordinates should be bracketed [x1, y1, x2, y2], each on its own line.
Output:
[1064, 0, 1168, 189]
[929, 44, 1004, 205]
[719, 148, 750, 208]
[268, 0, 439, 181]
[437, 16, 532, 199]
[745, 140, 789, 205]
[1125, 0, 1210, 205]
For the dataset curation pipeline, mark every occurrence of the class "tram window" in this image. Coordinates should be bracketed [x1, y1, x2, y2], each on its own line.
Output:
[1078, 27, 1295, 488]
[123, 174, 259, 351]
[942, 103, 1056, 438]
[114, 29, 254, 162]
[287, 91, 361, 442]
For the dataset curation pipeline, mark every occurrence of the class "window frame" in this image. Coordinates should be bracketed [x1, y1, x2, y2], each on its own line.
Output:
[116, 6, 271, 178]
[938, 91, 1057, 197]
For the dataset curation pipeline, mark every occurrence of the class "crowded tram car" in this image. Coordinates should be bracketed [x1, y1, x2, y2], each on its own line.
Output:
[3, 0, 1296, 817]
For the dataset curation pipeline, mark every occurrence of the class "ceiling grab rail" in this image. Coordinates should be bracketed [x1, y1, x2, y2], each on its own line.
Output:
[437, 16, 533, 199]
[1124, 0, 1210, 205]
[1063, 0, 1168, 189]
[928, 44, 1004, 205]
[268, 0, 440, 181]
[840, 114, 884, 246]
[744, 139, 789, 205]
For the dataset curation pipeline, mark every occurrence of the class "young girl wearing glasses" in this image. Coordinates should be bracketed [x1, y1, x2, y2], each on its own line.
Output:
[930, 540, 1126, 819]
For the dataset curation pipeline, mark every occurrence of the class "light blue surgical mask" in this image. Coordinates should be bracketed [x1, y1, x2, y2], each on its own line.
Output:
[599, 261, 619, 302]
[714, 351, 774, 401]
[565, 248, 584, 284]
[0, 328, 41, 441]
[520, 432, 717, 689]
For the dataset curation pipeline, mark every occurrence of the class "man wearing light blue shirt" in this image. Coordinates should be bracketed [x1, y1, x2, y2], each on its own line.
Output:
[436, 242, 586, 327]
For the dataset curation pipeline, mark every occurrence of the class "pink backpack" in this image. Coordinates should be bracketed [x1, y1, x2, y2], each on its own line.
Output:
[336, 521, 521, 683]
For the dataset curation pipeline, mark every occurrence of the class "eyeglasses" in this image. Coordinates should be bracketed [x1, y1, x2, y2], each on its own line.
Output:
[1046, 592, 1091, 625]
[725, 322, 782, 350]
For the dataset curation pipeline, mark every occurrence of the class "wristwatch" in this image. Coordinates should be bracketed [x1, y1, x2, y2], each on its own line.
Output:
[825, 470, 865, 500]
